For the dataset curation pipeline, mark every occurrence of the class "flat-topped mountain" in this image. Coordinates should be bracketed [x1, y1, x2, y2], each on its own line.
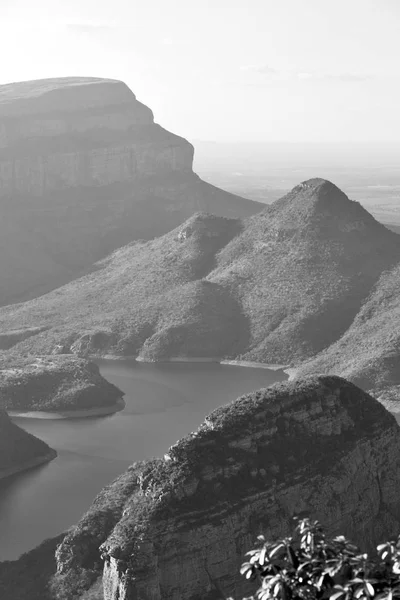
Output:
[0, 355, 124, 415]
[50, 376, 400, 600]
[294, 262, 400, 407]
[0, 408, 56, 480]
[2, 179, 400, 365]
[0, 77, 261, 306]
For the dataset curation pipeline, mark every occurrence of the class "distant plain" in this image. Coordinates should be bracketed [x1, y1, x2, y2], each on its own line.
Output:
[193, 142, 400, 227]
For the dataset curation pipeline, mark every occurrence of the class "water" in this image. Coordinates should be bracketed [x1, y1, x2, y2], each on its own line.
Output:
[0, 360, 286, 560]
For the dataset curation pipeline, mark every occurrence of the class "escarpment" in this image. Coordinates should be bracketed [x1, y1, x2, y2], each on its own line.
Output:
[2, 179, 400, 369]
[0, 77, 261, 305]
[0, 408, 56, 480]
[53, 376, 400, 600]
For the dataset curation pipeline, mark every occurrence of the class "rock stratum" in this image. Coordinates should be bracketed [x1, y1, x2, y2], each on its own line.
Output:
[0, 355, 123, 414]
[0, 408, 56, 480]
[0, 76, 261, 305]
[2, 179, 400, 371]
[46, 376, 400, 600]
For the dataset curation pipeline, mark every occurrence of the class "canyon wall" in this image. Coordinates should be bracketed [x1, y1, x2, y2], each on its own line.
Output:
[54, 376, 400, 600]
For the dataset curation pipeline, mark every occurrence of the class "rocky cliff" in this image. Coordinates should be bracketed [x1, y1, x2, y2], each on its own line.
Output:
[0, 408, 56, 480]
[2, 179, 400, 366]
[0, 355, 123, 414]
[0, 77, 261, 305]
[52, 376, 400, 600]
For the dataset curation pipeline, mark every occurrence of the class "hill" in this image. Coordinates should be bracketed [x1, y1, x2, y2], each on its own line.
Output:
[0, 355, 124, 415]
[293, 262, 400, 407]
[0, 408, 56, 480]
[0, 77, 261, 306]
[1, 179, 400, 365]
[48, 376, 400, 600]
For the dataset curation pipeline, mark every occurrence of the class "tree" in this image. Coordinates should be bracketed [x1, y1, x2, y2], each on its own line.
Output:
[232, 518, 400, 600]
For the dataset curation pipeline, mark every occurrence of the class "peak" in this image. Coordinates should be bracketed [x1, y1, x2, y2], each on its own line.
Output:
[268, 177, 387, 229]
[292, 178, 341, 195]
[288, 177, 349, 205]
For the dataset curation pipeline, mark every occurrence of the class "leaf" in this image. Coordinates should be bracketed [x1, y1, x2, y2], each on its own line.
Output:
[330, 592, 345, 600]
[365, 583, 375, 596]
[270, 544, 285, 558]
[260, 547, 267, 566]
[241, 563, 252, 575]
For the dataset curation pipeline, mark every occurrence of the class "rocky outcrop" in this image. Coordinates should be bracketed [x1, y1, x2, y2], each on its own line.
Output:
[0, 77, 261, 305]
[0, 355, 123, 414]
[53, 376, 400, 600]
[2, 180, 400, 367]
[0, 408, 56, 480]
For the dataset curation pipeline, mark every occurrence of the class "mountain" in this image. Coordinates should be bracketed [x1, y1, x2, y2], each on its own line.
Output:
[46, 376, 400, 600]
[293, 262, 400, 407]
[0, 408, 56, 480]
[0, 355, 124, 415]
[2, 179, 400, 365]
[0, 77, 261, 306]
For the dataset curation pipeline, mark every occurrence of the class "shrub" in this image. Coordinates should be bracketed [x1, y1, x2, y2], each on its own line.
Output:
[233, 518, 400, 600]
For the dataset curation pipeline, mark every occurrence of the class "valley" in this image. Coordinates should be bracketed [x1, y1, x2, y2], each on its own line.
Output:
[1, 70, 400, 600]
[0, 359, 286, 561]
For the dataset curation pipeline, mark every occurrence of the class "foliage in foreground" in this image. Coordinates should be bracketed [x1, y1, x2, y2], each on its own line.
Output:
[233, 518, 400, 600]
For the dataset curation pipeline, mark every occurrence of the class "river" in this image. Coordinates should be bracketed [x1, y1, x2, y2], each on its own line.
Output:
[0, 360, 287, 560]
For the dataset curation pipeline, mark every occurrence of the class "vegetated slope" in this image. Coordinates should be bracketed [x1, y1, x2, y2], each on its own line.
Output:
[209, 178, 400, 362]
[50, 376, 400, 600]
[294, 262, 400, 407]
[0, 213, 249, 360]
[0, 408, 56, 479]
[0, 535, 64, 600]
[1, 179, 400, 366]
[0, 355, 123, 412]
[0, 77, 261, 306]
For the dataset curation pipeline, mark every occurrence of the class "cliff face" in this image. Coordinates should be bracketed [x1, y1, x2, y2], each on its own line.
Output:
[0, 408, 56, 479]
[53, 376, 400, 600]
[0, 77, 190, 194]
[0, 77, 261, 305]
[0, 355, 123, 413]
[2, 180, 400, 367]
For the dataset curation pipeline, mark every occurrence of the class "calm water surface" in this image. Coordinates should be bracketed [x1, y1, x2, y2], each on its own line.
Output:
[0, 360, 286, 560]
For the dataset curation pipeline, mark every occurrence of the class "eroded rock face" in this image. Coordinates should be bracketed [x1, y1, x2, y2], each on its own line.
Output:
[54, 376, 400, 600]
[0, 77, 260, 305]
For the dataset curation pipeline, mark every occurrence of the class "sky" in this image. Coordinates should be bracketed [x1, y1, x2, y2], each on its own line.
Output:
[0, 0, 399, 143]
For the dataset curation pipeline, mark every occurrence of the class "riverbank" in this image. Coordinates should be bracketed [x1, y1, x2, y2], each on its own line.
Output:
[0, 449, 57, 481]
[8, 398, 125, 420]
[102, 354, 289, 370]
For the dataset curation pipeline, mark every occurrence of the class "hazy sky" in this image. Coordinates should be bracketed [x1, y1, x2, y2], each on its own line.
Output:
[1, 0, 399, 143]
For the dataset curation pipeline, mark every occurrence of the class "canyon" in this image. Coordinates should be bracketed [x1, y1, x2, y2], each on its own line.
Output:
[46, 375, 400, 600]
[0, 77, 261, 305]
